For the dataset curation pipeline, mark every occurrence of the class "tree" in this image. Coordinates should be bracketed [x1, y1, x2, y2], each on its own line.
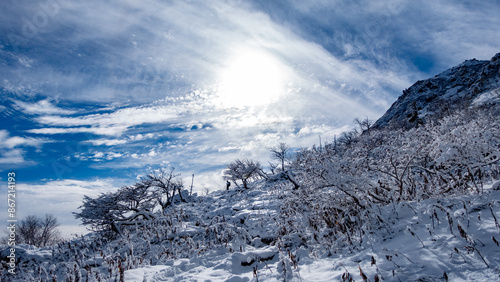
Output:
[270, 142, 290, 172]
[74, 167, 186, 236]
[74, 192, 124, 235]
[223, 158, 263, 189]
[337, 128, 359, 147]
[17, 214, 61, 247]
[354, 117, 374, 134]
[119, 181, 156, 211]
[146, 168, 187, 212]
[74, 190, 158, 237]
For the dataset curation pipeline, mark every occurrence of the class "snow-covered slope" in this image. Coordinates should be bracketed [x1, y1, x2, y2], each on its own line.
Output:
[374, 52, 500, 129]
[124, 188, 500, 281]
[2, 181, 500, 281]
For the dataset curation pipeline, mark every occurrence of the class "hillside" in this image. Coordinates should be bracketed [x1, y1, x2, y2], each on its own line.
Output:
[374, 53, 500, 129]
[1, 54, 500, 281]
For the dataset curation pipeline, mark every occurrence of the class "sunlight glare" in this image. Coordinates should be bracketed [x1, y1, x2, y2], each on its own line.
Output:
[217, 49, 286, 108]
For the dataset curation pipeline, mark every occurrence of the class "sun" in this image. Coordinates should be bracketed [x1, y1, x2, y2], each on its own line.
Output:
[216, 49, 287, 108]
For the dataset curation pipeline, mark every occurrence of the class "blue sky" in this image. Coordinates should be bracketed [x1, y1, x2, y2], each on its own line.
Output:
[1, 0, 500, 237]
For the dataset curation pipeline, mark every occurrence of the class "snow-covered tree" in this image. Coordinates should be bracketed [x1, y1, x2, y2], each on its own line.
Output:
[74, 167, 189, 236]
[270, 142, 290, 172]
[145, 168, 187, 211]
[74, 192, 124, 236]
[354, 116, 374, 134]
[223, 158, 264, 189]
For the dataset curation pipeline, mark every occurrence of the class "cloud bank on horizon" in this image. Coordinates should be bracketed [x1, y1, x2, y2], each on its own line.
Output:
[1, 0, 500, 236]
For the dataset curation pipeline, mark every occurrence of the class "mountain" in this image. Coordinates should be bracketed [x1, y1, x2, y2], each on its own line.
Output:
[374, 52, 500, 129]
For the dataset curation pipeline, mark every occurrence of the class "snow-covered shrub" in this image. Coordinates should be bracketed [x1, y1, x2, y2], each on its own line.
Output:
[276, 104, 500, 258]
[223, 158, 265, 189]
[74, 167, 189, 237]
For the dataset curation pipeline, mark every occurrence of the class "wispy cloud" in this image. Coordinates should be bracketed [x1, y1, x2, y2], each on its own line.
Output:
[84, 133, 156, 146]
[85, 139, 128, 146]
[13, 99, 77, 115]
[0, 129, 46, 149]
[1, 0, 413, 106]
[0, 148, 29, 165]
[27, 126, 129, 136]
[251, 0, 500, 73]
[389, 0, 500, 67]
[0, 130, 49, 167]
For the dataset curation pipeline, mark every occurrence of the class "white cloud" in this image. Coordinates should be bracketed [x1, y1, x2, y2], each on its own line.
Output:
[85, 138, 128, 146]
[13, 99, 77, 115]
[27, 126, 129, 136]
[0, 130, 49, 167]
[0, 148, 28, 165]
[0, 129, 47, 149]
[0, 179, 122, 238]
[28, 103, 189, 137]
[2, 0, 416, 107]
[83, 133, 157, 147]
[106, 152, 123, 160]
[10, 0, 497, 153]
[129, 133, 155, 141]
[34, 105, 178, 127]
[148, 149, 157, 157]
[395, 0, 500, 66]
[92, 151, 104, 159]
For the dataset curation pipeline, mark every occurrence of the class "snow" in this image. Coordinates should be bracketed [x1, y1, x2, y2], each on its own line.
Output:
[2, 163, 500, 281]
[195, 195, 490, 280]
[125, 265, 170, 282]
[47, 187, 498, 282]
[473, 87, 500, 106]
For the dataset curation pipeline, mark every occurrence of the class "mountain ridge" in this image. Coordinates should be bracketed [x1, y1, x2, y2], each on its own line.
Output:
[374, 52, 500, 129]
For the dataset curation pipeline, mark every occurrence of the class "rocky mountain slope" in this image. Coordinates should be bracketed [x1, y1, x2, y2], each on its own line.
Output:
[374, 52, 500, 129]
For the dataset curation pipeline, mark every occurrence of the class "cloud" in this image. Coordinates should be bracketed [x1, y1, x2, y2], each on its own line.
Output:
[33, 106, 173, 127]
[84, 133, 156, 147]
[0, 148, 29, 165]
[0, 130, 49, 167]
[0, 129, 47, 149]
[1, 0, 413, 107]
[86, 138, 128, 146]
[27, 126, 129, 136]
[0, 178, 123, 238]
[4, 0, 498, 150]
[390, 0, 500, 67]
[251, 0, 500, 74]
[6, 0, 497, 140]
[13, 99, 77, 115]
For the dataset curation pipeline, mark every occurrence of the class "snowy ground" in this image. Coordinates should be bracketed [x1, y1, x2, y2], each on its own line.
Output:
[120, 184, 500, 281]
[2, 181, 499, 281]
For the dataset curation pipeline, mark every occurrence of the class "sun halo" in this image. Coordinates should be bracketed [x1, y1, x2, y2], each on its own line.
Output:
[216, 49, 287, 108]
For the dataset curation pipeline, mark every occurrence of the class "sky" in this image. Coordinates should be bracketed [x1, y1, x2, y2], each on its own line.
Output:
[1, 0, 500, 238]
